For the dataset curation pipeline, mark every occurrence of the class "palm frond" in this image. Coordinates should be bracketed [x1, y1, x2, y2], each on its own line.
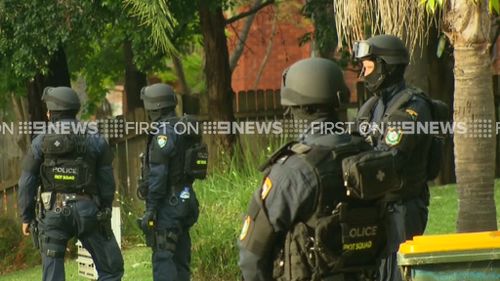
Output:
[123, 0, 179, 55]
[335, 0, 441, 61]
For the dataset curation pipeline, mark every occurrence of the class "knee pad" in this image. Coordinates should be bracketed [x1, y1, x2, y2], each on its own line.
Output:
[41, 235, 67, 258]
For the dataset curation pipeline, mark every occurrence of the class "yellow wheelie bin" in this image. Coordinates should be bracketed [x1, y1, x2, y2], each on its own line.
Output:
[398, 231, 500, 281]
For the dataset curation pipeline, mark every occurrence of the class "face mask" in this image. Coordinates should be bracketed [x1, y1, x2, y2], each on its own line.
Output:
[361, 60, 386, 94]
[147, 110, 163, 122]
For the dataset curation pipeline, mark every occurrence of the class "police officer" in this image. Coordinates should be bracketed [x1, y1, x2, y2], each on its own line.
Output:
[238, 58, 395, 281]
[140, 83, 201, 281]
[353, 35, 434, 281]
[18, 86, 124, 281]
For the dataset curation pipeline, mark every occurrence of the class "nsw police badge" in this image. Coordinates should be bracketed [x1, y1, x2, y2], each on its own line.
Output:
[157, 135, 168, 148]
[385, 127, 402, 146]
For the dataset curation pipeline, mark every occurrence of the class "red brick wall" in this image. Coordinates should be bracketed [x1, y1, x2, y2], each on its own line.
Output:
[227, 3, 360, 103]
[228, 4, 313, 93]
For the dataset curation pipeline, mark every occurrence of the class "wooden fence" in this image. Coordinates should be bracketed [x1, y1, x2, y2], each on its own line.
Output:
[0, 89, 359, 219]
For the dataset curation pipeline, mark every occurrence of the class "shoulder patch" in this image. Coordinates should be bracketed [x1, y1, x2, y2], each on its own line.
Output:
[239, 216, 251, 241]
[385, 127, 403, 146]
[260, 177, 273, 200]
[405, 108, 418, 120]
[157, 135, 168, 148]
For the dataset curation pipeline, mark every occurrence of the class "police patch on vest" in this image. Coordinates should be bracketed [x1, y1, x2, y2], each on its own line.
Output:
[405, 108, 418, 120]
[157, 135, 168, 148]
[240, 216, 251, 241]
[260, 177, 273, 200]
[385, 128, 402, 146]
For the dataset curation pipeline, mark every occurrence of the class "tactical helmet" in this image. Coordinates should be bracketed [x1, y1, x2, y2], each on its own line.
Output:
[141, 83, 177, 111]
[353, 35, 409, 65]
[41, 87, 81, 111]
[280, 58, 348, 107]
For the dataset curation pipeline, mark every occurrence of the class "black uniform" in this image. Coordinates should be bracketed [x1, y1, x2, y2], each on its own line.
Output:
[238, 120, 389, 281]
[142, 116, 200, 281]
[356, 82, 433, 281]
[18, 119, 124, 281]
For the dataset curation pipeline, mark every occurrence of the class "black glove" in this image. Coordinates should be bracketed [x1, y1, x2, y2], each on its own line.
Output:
[141, 210, 156, 230]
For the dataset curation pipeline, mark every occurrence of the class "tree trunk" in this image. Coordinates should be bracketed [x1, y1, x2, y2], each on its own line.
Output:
[26, 47, 71, 124]
[229, 0, 262, 71]
[199, 0, 237, 169]
[447, 0, 497, 232]
[124, 40, 147, 114]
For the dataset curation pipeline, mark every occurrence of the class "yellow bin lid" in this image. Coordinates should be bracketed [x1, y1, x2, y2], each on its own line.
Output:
[398, 231, 500, 266]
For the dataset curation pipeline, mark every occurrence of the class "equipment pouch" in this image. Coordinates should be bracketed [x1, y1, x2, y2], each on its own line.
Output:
[342, 150, 402, 200]
[96, 208, 113, 240]
[40, 158, 90, 192]
[337, 203, 385, 270]
[184, 143, 208, 179]
[288, 222, 314, 280]
[40, 192, 53, 211]
[29, 221, 40, 249]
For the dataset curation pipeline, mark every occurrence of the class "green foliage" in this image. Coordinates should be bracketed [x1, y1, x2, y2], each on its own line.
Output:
[155, 50, 206, 93]
[490, 0, 500, 14]
[124, 0, 178, 55]
[421, 0, 499, 14]
[301, 0, 338, 58]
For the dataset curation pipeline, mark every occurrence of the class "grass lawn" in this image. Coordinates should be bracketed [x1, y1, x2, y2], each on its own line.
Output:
[1, 178, 499, 281]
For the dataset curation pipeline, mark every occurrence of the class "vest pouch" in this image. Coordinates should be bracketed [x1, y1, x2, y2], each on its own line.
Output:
[288, 222, 315, 281]
[312, 214, 343, 276]
[337, 203, 385, 271]
[41, 158, 91, 192]
[184, 143, 208, 179]
[342, 150, 402, 200]
[42, 134, 75, 155]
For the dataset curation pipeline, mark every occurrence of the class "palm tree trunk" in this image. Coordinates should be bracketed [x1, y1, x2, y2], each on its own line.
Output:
[448, 0, 497, 232]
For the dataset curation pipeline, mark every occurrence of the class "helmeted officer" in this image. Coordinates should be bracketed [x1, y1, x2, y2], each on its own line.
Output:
[18, 86, 124, 281]
[139, 83, 201, 281]
[353, 35, 434, 281]
[238, 58, 396, 281]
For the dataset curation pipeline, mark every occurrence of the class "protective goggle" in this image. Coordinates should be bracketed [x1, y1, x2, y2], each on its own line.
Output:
[352, 41, 373, 60]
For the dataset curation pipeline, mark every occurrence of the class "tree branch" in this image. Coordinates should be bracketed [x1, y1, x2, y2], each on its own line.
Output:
[229, 0, 262, 71]
[225, 0, 275, 25]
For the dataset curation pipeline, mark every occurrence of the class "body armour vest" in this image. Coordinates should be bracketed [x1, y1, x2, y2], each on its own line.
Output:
[262, 135, 388, 281]
[356, 87, 448, 197]
[40, 133, 97, 194]
[146, 116, 208, 194]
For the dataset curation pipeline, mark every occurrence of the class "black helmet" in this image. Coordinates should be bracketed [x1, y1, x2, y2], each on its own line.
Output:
[353, 35, 409, 65]
[41, 87, 81, 111]
[280, 58, 348, 107]
[141, 83, 177, 111]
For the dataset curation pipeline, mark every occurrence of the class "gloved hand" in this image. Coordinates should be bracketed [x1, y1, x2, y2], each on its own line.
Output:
[141, 210, 156, 230]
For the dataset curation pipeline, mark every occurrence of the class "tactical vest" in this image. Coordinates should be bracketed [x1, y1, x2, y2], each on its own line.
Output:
[146, 116, 208, 194]
[40, 133, 97, 194]
[261, 137, 388, 281]
[357, 87, 449, 183]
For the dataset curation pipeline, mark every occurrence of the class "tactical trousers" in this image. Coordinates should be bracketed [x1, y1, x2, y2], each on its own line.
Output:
[152, 229, 191, 281]
[378, 197, 428, 281]
[150, 188, 199, 281]
[39, 199, 124, 281]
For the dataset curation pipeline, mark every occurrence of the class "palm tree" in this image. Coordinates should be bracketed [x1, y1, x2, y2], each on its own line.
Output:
[335, 0, 499, 232]
[446, 0, 497, 232]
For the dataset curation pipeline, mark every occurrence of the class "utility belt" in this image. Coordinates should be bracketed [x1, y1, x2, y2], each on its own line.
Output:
[40, 191, 92, 212]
